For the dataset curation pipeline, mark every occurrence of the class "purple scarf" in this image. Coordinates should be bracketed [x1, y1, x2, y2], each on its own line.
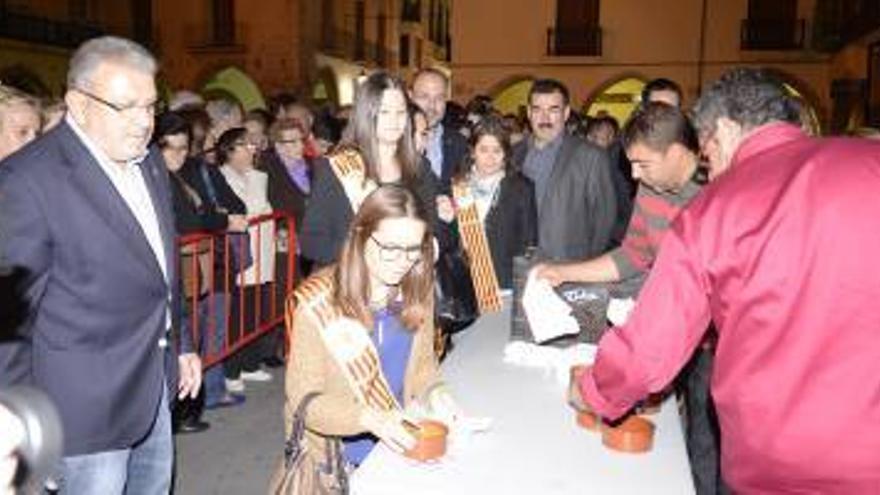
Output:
[282, 156, 310, 194]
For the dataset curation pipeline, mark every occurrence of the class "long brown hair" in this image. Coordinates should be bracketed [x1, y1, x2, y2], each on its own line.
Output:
[340, 71, 420, 185]
[333, 185, 434, 331]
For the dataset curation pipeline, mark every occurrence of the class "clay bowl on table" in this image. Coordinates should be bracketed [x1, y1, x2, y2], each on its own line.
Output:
[600, 415, 655, 454]
[404, 419, 449, 461]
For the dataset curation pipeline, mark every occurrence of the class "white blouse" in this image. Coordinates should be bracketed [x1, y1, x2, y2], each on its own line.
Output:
[220, 165, 275, 286]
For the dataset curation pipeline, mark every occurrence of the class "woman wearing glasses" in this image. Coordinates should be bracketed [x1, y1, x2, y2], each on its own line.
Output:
[299, 71, 438, 267]
[216, 127, 278, 391]
[281, 185, 461, 471]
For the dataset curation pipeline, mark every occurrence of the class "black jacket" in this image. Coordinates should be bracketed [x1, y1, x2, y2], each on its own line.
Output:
[299, 155, 438, 266]
[259, 150, 310, 230]
[483, 173, 538, 289]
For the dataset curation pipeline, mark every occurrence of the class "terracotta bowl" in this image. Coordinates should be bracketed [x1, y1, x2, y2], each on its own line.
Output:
[601, 415, 655, 454]
[404, 419, 449, 461]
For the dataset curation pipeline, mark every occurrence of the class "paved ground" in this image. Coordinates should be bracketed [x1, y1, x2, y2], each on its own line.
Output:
[174, 367, 284, 495]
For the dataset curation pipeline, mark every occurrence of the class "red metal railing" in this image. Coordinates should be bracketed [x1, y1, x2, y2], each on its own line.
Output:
[177, 212, 296, 369]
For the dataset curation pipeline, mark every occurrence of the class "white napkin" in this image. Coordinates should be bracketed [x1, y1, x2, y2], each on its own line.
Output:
[522, 270, 580, 343]
[606, 297, 636, 327]
[503, 341, 597, 387]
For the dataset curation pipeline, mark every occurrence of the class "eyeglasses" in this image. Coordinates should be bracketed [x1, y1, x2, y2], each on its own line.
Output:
[234, 141, 258, 150]
[369, 235, 423, 262]
[75, 87, 158, 119]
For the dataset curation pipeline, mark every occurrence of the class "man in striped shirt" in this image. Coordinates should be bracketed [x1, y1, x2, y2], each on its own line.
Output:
[534, 102, 703, 292]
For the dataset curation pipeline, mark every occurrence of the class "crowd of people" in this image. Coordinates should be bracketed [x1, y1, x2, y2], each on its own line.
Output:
[2, 33, 880, 495]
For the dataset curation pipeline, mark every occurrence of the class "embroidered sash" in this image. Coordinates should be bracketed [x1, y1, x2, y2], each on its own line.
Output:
[290, 275, 400, 412]
[451, 178, 502, 314]
[326, 146, 377, 213]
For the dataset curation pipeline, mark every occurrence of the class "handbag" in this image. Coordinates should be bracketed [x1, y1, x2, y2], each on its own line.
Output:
[510, 250, 611, 346]
[228, 231, 253, 274]
[434, 243, 479, 336]
[269, 392, 350, 495]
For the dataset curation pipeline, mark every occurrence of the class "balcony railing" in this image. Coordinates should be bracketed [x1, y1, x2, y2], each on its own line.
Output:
[0, 10, 103, 48]
[546, 26, 602, 57]
[740, 18, 806, 51]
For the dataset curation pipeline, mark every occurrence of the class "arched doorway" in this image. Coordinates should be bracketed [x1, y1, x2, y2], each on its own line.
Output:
[490, 77, 534, 117]
[583, 76, 647, 126]
[781, 81, 822, 135]
[200, 66, 267, 112]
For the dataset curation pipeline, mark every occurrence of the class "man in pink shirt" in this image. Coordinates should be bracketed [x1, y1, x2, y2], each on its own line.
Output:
[575, 68, 880, 492]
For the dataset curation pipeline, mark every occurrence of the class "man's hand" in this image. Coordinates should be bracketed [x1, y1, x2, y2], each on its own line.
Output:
[177, 353, 203, 400]
[532, 263, 567, 287]
[436, 195, 455, 223]
[227, 214, 249, 233]
[0, 405, 24, 495]
[567, 365, 591, 412]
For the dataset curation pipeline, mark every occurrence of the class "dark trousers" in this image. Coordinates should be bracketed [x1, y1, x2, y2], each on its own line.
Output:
[681, 345, 730, 495]
[225, 283, 275, 378]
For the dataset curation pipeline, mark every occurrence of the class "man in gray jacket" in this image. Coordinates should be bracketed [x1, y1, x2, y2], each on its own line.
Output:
[512, 79, 617, 261]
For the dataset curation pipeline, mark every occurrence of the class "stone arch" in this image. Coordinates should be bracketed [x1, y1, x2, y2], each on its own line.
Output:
[488, 75, 535, 117]
[311, 66, 340, 108]
[582, 73, 648, 126]
[763, 68, 825, 135]
[199, 66, 267, 112]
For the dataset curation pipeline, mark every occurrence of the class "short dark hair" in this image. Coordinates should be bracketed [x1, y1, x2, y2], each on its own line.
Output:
[585, 115, 620, 137]
[692, 68, 800, 136]
[466, 115, 512, 173]
[622, 102, 698, 153]
[215, 127, 248, 165]
[528, 79, 570, 106]
[641, 78, 682, 106]
[152, 111, 191, 147]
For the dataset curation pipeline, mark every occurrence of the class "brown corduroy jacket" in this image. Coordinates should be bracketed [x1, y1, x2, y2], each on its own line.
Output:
[280, 272, 442, 463]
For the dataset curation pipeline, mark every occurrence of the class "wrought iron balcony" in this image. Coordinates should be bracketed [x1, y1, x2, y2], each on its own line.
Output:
[740, 18, 806, 51]
[0, 10, 103, 48]
[546, 26, 602, 57]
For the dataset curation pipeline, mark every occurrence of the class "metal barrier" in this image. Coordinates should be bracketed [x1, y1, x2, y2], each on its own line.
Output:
[177, 212, 296, 369]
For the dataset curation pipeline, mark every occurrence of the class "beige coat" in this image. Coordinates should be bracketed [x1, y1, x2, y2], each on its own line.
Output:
[281, 272, 441, 463]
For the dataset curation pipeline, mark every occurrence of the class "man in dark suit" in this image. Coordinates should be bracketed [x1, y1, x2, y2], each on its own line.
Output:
[511, 79, 618, 261]
[409, 68, 468, 192]
[0, 36, 200, 494]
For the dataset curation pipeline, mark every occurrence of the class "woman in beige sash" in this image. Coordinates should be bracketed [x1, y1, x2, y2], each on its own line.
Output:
[283, 185, 458, 469]
[299, 72, 438, 267]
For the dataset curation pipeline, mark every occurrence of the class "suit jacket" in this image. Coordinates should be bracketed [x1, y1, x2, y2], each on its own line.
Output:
[512, 134, 618, 261]
[437, 125, 469, 192]
[0, 122, 182, 456]
[484, 173, 538, 289]
[259, 149, 310, 230]
[179, 156, 246, 216]
[299, 155, 438, 266]
[178, 156, 243, 291]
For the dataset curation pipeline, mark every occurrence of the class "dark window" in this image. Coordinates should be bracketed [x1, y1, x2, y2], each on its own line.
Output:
[321, 0, 335, 50]
[354, 0, 365, 61]
[742, 0, 803, 50]
[399, 34, 410, 67]
[133, 0, 153, 47]
[868, 41, 880, 127]
[377, 10, 387, 65]
[402, 0, 420, 22]
[212, 0, 235, 46]
[549, 0, 601, 56]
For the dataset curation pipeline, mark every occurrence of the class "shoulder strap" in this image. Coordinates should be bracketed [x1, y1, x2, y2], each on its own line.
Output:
[326, 146, 377, 213]
[283, 391, 321, 465]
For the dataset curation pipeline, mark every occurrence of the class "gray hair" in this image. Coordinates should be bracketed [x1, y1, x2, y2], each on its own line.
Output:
[205, 98, 243, 126]
[0, 85, 40, 113]
[67, 36, 157, 90]
[692, 68, 800, 136]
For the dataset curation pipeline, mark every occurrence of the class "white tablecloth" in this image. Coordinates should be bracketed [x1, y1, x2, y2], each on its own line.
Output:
[351, 300, 695, 494]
